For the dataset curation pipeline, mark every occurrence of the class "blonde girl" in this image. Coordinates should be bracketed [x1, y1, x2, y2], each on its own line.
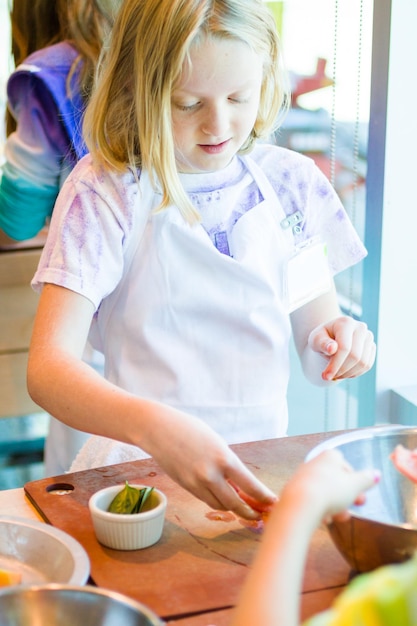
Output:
[28, 0, 375, 518]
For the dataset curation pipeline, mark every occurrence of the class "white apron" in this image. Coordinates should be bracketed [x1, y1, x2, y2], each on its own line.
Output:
[90, 156, 297, 445]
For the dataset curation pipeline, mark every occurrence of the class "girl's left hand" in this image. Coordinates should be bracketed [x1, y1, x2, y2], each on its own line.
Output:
[308, 315, 376, 382]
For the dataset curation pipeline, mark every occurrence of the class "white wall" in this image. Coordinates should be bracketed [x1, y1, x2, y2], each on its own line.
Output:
[372, 0, 417, 422]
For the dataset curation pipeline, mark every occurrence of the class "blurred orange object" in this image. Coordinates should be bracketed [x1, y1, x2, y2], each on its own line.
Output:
[0, 568, 22, 586]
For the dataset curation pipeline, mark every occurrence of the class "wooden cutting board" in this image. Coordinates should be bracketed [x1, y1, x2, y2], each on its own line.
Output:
[24, 433, 350, 621]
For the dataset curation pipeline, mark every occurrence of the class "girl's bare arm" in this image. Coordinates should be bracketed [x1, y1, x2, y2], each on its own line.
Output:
[28, 283, 276, 519]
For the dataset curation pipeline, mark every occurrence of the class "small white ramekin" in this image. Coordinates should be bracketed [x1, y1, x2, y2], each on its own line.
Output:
[88, 484, 167, 550]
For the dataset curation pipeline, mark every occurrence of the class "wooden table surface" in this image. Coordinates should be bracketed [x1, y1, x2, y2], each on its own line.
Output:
[23, 431, 352, 624]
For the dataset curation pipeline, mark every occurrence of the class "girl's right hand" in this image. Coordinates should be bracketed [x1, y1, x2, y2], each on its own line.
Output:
[138, 402, 277, 520]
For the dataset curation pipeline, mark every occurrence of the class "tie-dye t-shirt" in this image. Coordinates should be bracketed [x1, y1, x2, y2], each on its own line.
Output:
[32, 143, 366, 311]
[179, 144, 365, 269]
[0, 42, 86, 241]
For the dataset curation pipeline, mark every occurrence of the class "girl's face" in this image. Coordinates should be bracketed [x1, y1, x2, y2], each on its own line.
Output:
[171, 36, 263, 174]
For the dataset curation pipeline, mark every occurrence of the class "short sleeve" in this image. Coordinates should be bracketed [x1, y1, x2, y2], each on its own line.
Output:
[32, 156, 137, 311]
[252, 144, 366, 276]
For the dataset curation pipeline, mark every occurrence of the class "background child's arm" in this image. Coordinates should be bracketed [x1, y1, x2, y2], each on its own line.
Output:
[231, 450, 378, 626]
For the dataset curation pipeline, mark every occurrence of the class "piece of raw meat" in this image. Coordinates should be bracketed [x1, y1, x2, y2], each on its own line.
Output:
[390, 444, 417, 483]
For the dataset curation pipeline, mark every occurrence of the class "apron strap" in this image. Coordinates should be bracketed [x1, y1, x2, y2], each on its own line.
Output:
[241, 154, 303, 250]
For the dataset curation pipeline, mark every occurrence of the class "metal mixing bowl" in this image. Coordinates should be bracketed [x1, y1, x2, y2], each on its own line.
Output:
[0, 585, 164, 626]
[306, 425, 417, 572]
[0, 516, 90, 585]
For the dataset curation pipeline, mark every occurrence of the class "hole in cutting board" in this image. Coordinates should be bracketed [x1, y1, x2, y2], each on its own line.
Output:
[45, 482, 75, 495]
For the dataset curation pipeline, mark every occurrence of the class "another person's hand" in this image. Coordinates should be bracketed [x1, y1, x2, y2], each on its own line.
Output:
[230, 449, 379, 626]
[279, 448, 380, 526]
[308, 316, 376, 382]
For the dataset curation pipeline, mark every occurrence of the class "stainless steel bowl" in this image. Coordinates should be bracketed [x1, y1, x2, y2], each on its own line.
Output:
[306, 425, 417, 572]
[0, 516, 90, 585]
[0, 584, 164, 625]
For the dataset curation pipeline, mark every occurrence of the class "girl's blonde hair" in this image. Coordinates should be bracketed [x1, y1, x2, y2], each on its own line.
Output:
[7, 0, 121, 134]
[84, 0, 290, 222]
